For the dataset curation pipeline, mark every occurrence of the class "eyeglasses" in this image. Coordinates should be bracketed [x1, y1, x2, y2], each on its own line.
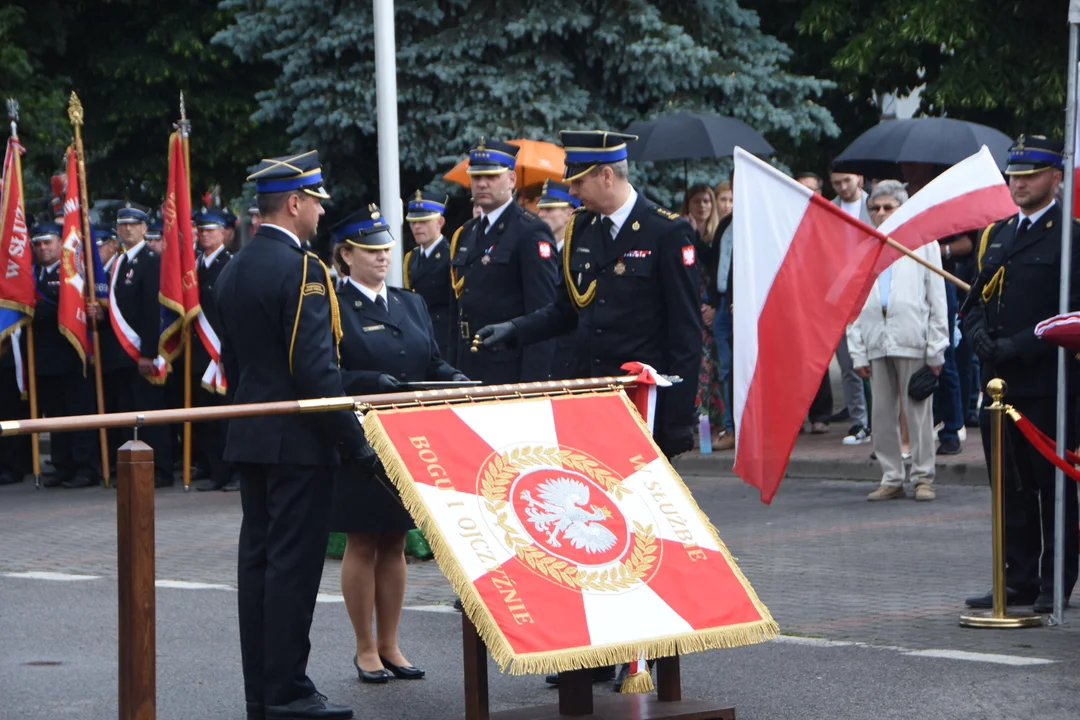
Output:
[869, 204, 900, 212]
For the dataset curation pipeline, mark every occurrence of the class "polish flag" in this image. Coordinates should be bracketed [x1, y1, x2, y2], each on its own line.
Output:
[732, 148, 887, 504]
[872, 145, 1017, 274]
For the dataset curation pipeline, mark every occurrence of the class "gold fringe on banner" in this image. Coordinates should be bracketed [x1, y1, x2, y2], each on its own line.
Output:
[361, 390, 779, 676]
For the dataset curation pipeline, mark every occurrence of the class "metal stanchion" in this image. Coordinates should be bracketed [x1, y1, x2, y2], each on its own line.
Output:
[960, 379, 1043, 629]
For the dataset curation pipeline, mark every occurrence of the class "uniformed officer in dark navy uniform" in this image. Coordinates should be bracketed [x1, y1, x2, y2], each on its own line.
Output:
[963, 135, 1080, 614]
[448, 139, 558, 383]
[402, 190, 452, 358]
[535, 180, 581, 380]
[94, 203, 174, 486]
[476, 129, 702, 691]
[0, 330, 31, 485]
[28, 224, 101, 488]
[214, 151, 373, 720]
[190, 209, 235, 492]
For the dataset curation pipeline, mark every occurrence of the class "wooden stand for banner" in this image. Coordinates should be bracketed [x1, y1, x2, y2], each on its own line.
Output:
[460, 615, 735, 720]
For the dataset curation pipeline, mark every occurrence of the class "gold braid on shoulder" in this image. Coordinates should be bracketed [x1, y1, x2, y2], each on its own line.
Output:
[562, 212, 596, 309]
[976, 222, 1005, 303]
[289, 253, 344, 376]
[402, 249, 413, 290]
[449, 225, 465, 299]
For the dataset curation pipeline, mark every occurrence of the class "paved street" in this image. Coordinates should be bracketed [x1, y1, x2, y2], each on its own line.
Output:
[2, 469, 1077, 719]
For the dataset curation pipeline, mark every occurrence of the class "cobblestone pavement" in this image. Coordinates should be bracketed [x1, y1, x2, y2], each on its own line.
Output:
[1, 469, 1076, 662]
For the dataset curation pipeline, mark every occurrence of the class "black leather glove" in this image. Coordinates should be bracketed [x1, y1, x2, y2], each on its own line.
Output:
[476, 321, 519, 350]
[342, 436, 379, 469]
[377, 373, 402, 392]
[657, 425, 695, 459]
[970, 326, 998, 361]
[993, 337, 1018, 363]
[451, 372, 470, 382]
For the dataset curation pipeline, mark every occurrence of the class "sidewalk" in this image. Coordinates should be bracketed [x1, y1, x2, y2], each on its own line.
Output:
[675, 425, 988, 485]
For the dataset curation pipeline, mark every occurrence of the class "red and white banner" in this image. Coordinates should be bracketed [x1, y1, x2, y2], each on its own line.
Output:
[872, 145, 1017, 274]
[363, 391, 777, 675]
[195, 310, 226, 393]
[58, 147, 90, 368]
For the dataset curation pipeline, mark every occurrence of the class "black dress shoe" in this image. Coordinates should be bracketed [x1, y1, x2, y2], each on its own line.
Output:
[0, 472, 20, 485]
[965, 587, 1039, 608]
[42, 474, 65, 488]
[265, 693, 353, 719]
[353, 655, 391, 684]
[380, 655, 425, 679]
[964, 413, 980, 428]
[544, 666, 616, 686]
[194, 478, 224, 492]
[453, 598, 463, 611]
[936, 436, 961, 455]
[223, 477, 241, 492]
[1033, 593, 1071, 614]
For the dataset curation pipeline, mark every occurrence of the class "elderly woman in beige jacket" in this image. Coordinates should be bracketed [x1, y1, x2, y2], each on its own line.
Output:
[847, 180, 949, 501]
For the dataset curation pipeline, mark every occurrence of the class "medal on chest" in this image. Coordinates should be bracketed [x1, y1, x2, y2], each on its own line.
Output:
[614, 260, 626, 276]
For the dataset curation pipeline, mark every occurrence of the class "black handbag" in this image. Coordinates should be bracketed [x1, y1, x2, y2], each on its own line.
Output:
[907, 365, 939, 401]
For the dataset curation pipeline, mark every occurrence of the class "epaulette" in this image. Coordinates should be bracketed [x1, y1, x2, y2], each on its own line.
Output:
[653, 206, 679, 221]
[521, 209, 538, 220]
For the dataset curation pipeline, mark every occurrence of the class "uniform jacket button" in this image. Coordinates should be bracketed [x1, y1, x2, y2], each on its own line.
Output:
[595, 328, 602, 335]
[399, 350, 406, 356]
[393, 330, 400, 337]
[594, 358, 600, 365]
[598, 299, 606, 305]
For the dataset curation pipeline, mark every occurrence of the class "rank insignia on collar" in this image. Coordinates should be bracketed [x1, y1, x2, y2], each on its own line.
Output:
[354, 300, 364, 307]
[632, 221, 640, 231]
[1047, 220, 1054, 228]
[497, 222, 504, 231]
[591, 217, 597, 225]
[435, 253, 441, 259]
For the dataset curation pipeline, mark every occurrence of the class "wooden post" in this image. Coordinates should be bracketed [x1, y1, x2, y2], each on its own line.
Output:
[116, 440, 155, 720]
[557, 670, 594, 716]
[656, 656, 682, 702]
[462, 613, 489, 720]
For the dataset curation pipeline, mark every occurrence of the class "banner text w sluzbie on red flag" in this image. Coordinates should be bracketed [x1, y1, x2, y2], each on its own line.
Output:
[0, 134, 34, 345]
[731, 147, 1017, 504]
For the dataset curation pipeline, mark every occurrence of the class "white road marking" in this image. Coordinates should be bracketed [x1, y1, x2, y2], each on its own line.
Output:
[403, 604, 460, 614]
[316, 593, 345, 603]
[155, 580, 234, 591]
[3, 571, 102, 581]
[774, 634, 1055, 666]
[903, 649, 1055, 666]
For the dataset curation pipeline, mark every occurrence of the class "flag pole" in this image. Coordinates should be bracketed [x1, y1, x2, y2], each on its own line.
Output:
[7, 99, 40, 486]
[67, 92, 111, 487]
[1052, 0, 1080, 626]
[178, 93, 193, 492]
[882, 236, 970, 291]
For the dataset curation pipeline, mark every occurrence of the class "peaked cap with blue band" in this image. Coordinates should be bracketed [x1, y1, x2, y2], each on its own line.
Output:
[466, 138, 519, 175]
[331, 204, 395, 250]
[195, 208, 228, 229]
[560, 130, 638, 182]
[1005, 134, 1065, 176]
[31, 223, 61, 242]
[406, 189, 448, 222]
[145, 221, 163, 240]
[536, 179, 581, 209]
[116, 201, 151, 225]
[247, 150, 331, 199]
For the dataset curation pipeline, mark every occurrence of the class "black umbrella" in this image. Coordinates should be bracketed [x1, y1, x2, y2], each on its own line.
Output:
[623, 111, 775, 162]
[832, 118, 1013, 178]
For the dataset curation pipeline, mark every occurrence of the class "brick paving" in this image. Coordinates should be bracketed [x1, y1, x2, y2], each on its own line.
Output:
[2, 452, 1076, 663]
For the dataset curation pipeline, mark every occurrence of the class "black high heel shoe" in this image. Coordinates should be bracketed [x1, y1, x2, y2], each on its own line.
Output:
[379, 655, 426, 679]
[353, 654, 392, 684]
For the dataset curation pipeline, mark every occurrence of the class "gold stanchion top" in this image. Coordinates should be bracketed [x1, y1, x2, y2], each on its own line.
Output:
[987, 378, 1008, 405]
[67, 92, 84, 126]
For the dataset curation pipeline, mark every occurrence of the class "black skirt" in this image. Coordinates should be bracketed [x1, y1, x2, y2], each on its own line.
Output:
[329, 464, 415, 534]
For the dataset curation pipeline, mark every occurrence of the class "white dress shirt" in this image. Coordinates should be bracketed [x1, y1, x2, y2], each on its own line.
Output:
[601, 186, 639, 238]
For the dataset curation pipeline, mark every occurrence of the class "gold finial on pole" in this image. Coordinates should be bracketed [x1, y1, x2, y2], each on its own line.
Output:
[67, 91, 84, 127]
[960, 378, 1042, 629]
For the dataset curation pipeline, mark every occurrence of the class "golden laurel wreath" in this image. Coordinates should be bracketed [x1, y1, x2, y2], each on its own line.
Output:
[479, 446, 658, 593]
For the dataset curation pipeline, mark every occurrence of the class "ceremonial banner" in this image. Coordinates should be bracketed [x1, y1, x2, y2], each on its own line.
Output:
[363, 390, 777, 674]
[0, 134, 34, 343]
[58, 147, 90, 367]
[159, 130, 199, 362]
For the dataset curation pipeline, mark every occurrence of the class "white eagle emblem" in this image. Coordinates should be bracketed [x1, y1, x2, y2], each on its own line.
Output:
[520, 478, 617, 553]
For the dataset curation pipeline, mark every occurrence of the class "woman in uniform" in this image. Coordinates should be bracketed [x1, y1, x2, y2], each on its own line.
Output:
[330, 204, 467, 684]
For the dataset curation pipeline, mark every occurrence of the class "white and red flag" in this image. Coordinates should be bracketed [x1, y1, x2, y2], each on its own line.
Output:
[732, 146, 1019, 504]
[363, 391, 777, 674]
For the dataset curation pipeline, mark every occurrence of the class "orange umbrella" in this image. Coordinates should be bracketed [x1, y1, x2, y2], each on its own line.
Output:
[442, 139, 565, 189]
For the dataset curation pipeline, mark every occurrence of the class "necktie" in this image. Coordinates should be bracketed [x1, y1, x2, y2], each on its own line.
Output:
[415, 250, 424, 273]
[601, 217, 615, 239]
[479, 217, 490, 235]
[375, 294, 388, 313]
[1015, 217, 1031, 243]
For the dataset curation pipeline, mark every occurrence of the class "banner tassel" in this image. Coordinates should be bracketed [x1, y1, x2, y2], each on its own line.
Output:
[619, 654, 654, 694]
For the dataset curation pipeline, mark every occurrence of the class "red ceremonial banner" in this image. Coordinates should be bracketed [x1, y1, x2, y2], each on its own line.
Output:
[0, 135, 34, 337]
[58, 147, 90, 367]
[158, 130, 199, 362]
[363, 391, 777, 675]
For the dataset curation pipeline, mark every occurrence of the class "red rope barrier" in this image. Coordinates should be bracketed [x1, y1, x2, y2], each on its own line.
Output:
[1008, 409, 1080, 484]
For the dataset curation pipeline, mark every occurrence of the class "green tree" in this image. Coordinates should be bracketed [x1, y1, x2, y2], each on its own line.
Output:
[0, 0, 283, 212]
[217, 0, 837, 209]
[746, 0, 1070, 175]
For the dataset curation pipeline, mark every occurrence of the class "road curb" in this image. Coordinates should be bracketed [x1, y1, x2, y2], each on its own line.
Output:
[673, 452, 988, 486]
